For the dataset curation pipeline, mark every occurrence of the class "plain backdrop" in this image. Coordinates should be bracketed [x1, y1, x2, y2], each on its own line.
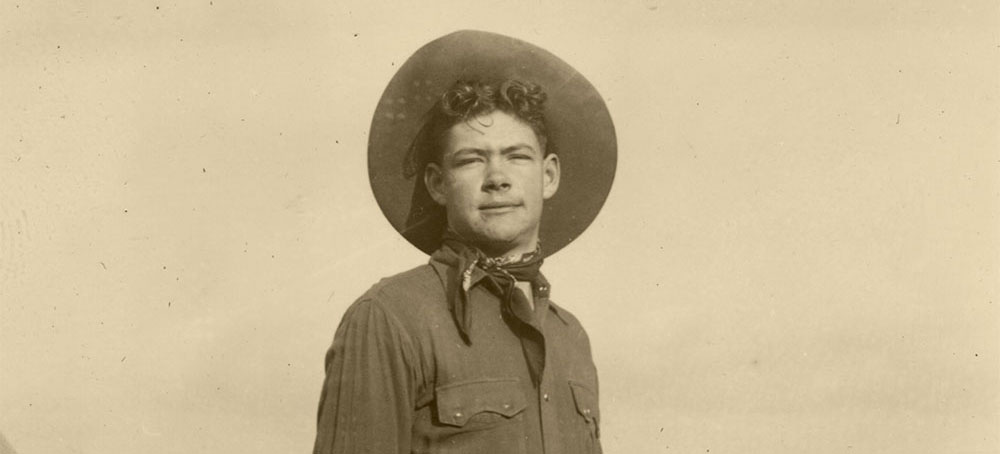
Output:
[1, 1, 998, 453]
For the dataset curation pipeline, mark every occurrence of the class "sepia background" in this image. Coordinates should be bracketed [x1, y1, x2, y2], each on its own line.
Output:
[1, 1, 998, 453]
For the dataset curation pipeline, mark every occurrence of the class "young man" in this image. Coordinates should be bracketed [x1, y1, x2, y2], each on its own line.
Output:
[314, 31, 615, 454]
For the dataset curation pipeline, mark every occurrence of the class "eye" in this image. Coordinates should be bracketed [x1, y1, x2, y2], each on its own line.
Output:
[454, 157, 484, 167]
[510, 153, 533, 161]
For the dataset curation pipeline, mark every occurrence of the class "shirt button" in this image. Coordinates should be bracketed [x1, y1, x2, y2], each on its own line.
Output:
[455, 412, 463, 418]
[502, 403, 511, 410]
[543, 393, 550, 402]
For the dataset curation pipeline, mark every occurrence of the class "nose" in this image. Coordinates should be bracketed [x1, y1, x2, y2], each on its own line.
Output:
[482, 160, 511, 193]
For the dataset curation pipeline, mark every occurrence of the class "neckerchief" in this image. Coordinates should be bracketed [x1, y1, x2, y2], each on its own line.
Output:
[436, 233, 549, 386]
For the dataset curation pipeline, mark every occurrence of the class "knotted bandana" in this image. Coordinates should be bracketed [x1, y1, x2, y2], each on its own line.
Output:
[436, 233, 549, 386]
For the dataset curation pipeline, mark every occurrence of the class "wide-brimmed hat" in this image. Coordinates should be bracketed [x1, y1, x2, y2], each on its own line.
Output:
[368, 30, 616, 257]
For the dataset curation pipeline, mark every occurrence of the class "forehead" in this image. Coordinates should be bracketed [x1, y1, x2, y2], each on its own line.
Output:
[442, 111, 541, 153]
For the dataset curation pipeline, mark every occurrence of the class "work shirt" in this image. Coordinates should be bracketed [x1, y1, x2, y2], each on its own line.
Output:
[313, 246, 601, 454]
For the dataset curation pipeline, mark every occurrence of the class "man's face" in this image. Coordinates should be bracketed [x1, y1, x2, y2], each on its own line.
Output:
[425, 110, 560, 256]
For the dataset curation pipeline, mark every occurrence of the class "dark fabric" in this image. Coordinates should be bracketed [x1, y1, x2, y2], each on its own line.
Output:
[313, 250, 601, 454]
[438, 236, 547, 385]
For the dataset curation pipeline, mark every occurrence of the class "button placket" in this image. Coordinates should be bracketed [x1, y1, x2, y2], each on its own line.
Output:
[538, 380, 561, 454]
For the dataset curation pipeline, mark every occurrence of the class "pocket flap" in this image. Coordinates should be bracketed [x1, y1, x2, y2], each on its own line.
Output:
[436, 378, 526, 427]
[569, 380, 599, 423]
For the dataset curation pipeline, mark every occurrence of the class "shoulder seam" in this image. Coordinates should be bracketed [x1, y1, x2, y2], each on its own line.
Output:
[363, 296, 420, 362]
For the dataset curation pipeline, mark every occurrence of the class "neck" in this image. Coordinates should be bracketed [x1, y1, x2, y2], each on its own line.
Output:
[476, 239, 538, 259]
[444, 227, 540, 259]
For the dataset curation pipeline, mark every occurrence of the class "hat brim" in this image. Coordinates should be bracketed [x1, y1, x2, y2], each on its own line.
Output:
[368, 30, 617, 257]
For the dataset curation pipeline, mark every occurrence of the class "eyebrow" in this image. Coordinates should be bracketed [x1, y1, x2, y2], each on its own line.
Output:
[451, 144, 538, 157]
[501, 144, 537, 154]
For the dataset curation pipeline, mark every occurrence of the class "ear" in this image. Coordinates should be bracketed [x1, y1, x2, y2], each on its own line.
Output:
[424, 162, 448, 206]
[542, 153, 560, 200]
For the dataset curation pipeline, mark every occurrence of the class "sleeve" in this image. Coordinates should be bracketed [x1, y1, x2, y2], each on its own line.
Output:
[313, 297, 418, 454]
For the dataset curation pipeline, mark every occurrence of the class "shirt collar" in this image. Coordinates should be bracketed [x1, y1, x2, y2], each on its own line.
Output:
[428, 247, 568, 326]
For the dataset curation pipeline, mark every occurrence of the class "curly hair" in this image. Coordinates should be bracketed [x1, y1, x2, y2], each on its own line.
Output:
[403, 79, 550, 178]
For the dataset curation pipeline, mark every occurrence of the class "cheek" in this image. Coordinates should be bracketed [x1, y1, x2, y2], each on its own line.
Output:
[518, 169, 546, 196]
[445, 175, 480, 207]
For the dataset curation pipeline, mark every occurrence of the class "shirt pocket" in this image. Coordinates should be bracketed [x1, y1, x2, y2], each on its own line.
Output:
[432, 378, 527, 454]
[569, 380, 601, 452]
[435, 377, 527, 427]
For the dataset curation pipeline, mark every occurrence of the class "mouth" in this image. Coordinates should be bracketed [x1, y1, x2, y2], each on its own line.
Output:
[479, 202, 521, 213]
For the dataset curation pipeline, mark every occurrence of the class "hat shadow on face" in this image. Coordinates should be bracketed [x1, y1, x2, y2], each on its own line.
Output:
[368, 30, 617, 257]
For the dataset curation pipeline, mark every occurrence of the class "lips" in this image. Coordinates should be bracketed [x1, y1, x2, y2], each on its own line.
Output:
[479, 202, 521, 211]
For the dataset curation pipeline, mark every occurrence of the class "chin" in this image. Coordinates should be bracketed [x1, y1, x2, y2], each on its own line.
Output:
[467, 227, 532, 253]
[469, 231, 518, 247]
